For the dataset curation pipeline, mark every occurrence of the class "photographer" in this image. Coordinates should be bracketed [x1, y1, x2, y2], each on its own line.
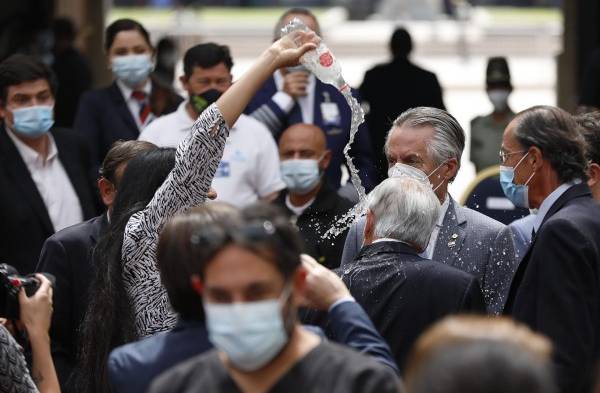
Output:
[1, 274, 60, 393]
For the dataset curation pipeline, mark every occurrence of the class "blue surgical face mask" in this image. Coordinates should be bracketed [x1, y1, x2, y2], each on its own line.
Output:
[499, 152, 535, 208]
[204, 288, 292, 372]
[111, 54, 154, 87]
[11, 105, 54, 138]
[281, 157, 322, 194]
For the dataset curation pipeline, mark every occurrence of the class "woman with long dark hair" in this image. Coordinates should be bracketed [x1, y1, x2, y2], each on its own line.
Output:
[77, 29, 318, 393]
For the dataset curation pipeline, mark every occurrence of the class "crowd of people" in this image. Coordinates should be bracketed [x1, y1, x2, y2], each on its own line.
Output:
[0, 7, 599, 393]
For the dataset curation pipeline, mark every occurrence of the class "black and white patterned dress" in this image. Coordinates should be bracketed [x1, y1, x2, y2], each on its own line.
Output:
[122, 104, 229, 337]
[0, 325, 38, 393]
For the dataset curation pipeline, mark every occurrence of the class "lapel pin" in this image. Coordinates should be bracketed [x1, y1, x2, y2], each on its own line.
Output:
[451, 233, 458, 239]
[448, 241, 456, 248]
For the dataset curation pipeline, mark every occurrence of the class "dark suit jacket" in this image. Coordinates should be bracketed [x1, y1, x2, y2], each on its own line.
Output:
[35, 213, 108, 393]
[504, 183, 600, 393]
[246, 76, 378, 191]
[0, 125, 98, 274]
[108, 319, 211, 393]
[341, 241, 485, 370]
[73, 78, 182, 167]
[360, 58, 445, 182]
[276, 182, 354, 269]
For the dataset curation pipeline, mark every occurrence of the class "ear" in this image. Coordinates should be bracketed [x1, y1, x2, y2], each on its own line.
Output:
[529, 146, 543, 170]
[97, 177, 116, 208]
[363, 210, 375, 245]
[588, 163, 600, 187]
[320, 150, 332, 170]
[291, 266, 308, 306]
[443, 158, 459, 181]
[190, 274, 204, 296]
[180, 75, 190, 92]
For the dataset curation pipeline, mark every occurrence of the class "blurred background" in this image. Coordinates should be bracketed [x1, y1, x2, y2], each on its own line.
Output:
[1, 0, 597, 195]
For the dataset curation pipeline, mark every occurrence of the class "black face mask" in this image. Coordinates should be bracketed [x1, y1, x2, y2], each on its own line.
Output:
[190, 89, 222, 114]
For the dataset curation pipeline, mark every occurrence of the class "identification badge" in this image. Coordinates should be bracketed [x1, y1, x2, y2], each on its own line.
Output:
[321, 102, 341, 126]
[215, 161, 231, 178]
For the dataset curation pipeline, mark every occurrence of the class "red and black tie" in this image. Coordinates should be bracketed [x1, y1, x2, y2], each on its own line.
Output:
[131, 91, 151, 125]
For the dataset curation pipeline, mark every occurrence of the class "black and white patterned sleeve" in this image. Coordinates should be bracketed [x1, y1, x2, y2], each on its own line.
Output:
[122, 104, 229, 337]
[0, 326, 38, 393]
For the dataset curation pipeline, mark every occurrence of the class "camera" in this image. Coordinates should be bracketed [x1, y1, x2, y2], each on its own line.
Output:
[0, 264, 55, 319]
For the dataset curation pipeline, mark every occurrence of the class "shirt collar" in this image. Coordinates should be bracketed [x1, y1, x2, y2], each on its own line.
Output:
[532, 180, 581, 232]
[116, 78, 151, 100]
[6, 128, 57, 167]
[436, 194, 450, 227]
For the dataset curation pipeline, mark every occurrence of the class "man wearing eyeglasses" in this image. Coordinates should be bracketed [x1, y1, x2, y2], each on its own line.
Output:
[139, 43, 285, 207]
[341, 107, 516, 315]
[501, 106, 600, 393]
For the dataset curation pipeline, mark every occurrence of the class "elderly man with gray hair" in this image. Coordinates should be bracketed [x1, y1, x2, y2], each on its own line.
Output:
[341, 107, 516, 314]
[340, 174, 485, 373]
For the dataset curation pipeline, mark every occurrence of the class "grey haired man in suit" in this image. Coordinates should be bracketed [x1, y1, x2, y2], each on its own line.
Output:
[340, 107, 516, 314]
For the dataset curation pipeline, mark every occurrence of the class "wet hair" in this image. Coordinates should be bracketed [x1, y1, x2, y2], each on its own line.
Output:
[0, 54, 58, 104]
[408, 341, 556, 393]
[77, 148, 175, 393]
[273, 7, 321, 39]
[157, 203, 241, 321]
[183, 43, 234, 77]
[513, 105, 587, 183]
[390, 27, 413, 59]
[387, 107, 465, 180]
[105, 18, 151, 52]
[574, 111, 600, 165]
[195, 203, 303, 281]
[98, 140, 157, 186]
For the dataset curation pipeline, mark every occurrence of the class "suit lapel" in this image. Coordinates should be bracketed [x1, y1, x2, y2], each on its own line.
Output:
[108, 82, 139, 138]
[433, 197, 466, 266]
[0, 127, 54, 234]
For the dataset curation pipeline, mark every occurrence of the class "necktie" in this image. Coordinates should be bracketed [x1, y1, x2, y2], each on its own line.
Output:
[131, 91, 151, 125]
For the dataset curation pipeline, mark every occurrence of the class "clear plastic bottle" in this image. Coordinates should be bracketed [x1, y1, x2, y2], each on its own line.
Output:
[282, 18, 349, 92]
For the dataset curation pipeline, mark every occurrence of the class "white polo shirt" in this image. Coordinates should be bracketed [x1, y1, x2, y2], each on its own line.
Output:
[139, 101, 285, 207]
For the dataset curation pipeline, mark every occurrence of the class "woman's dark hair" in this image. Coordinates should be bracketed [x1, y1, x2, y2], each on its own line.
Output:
[104, 18, 151, 52]
[77, 147, 175, 393]
[513, 105, 587, 183]
[195, 203, 304, 281]
[0, 54, 58, 104]
[157, 203, 241, 322]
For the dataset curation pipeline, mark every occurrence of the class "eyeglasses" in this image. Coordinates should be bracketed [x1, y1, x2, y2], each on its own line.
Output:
[499, 149, 527, 165]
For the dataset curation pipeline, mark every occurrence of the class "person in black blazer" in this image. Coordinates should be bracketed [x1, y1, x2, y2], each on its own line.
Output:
[501, 106, 600, 393]
[0, 54, 98, 275]
[341, 176, 485, 371]
[35, 140, 156, 393]
[360, 27, 445, 183]
[73, 19, 182, 167]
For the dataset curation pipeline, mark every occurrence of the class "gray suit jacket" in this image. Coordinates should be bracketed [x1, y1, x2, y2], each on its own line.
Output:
[340, 197, 517, 314]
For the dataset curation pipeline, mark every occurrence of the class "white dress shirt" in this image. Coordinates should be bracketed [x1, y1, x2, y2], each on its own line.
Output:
[116, 79, 154, 130]
[7, 130, 83, 232]
[273, 70, 316, 123]
[420, 195, 450, 260]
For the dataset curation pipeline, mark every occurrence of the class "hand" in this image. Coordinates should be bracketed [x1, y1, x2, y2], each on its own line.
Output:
[18, 274, 53, 339]
[300, 254, 351, 310]
[207, 188, 218, 200]
[281, 69, 310, 99]
[266, 31, 318, 70]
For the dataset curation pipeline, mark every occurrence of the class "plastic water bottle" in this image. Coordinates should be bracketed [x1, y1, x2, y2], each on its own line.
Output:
[281, 18, 349, 92]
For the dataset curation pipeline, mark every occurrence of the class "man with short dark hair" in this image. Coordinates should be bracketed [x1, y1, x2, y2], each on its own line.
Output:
[36, 139, 156, 393]
[139, 43, 284, 207]
[275, 123, 353, 269]
[359, 27, 445, 182]
[0, 54, 98, 275]
[502, 106, 600, 393]
[575, 111, 600, 202]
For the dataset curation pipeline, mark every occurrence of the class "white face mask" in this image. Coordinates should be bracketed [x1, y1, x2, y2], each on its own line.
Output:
[387, 162, 446, 192]
[488, 89, 510, 112]
[204, 287, 292, 372]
